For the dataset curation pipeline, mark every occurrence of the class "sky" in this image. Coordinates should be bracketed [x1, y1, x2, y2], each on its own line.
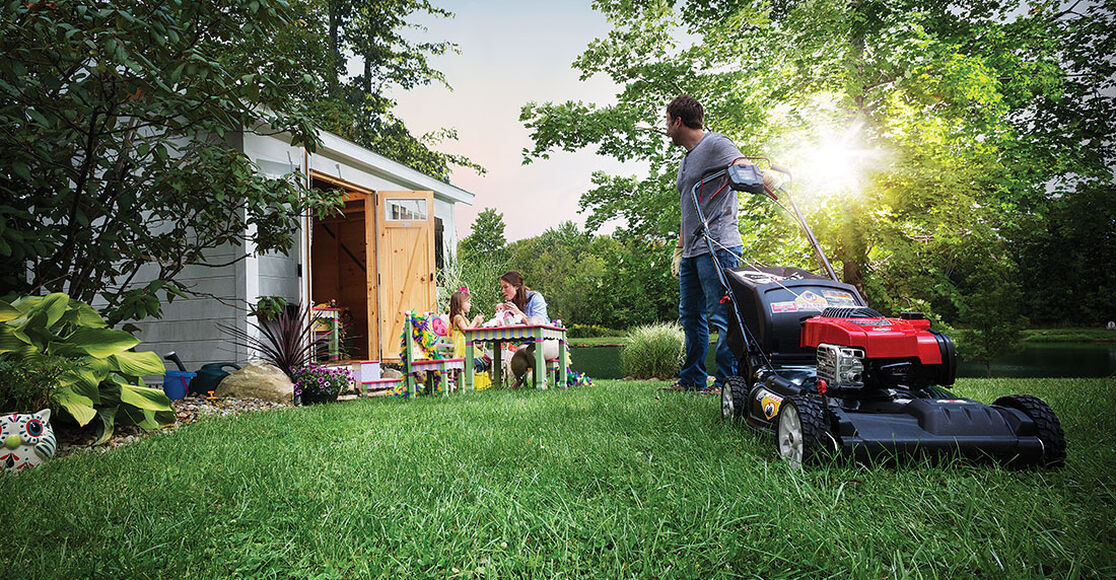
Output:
[386, 0, 649, 242]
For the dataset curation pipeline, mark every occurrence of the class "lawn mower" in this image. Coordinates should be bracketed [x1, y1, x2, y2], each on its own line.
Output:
[690, 160, 1066, 468]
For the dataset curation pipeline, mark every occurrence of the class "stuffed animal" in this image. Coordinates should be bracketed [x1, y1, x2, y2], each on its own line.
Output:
[1, 409, 56, 472]
[482, 309, 524, 328]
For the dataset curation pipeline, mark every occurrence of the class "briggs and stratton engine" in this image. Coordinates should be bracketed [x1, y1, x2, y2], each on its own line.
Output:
[815, 343, 865, 390]
[802, 311, 957, 393]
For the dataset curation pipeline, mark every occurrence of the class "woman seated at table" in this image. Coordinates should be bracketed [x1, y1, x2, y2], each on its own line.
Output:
[496, 271, 559, 387]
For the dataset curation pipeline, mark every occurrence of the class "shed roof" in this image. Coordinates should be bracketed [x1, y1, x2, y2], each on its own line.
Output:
[310, 130, 475, 205]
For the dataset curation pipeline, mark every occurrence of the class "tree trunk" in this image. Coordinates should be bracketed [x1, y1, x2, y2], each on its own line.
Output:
[327, 0, 342, 92]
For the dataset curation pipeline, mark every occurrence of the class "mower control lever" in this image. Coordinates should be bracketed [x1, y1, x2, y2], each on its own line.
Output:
[727, 164, 765, 195]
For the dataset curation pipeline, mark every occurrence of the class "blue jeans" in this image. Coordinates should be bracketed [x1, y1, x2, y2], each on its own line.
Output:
[678, 246, 742, 389]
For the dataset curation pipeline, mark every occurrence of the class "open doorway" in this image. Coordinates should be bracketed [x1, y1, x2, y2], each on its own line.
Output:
[310, 178, 370, 361]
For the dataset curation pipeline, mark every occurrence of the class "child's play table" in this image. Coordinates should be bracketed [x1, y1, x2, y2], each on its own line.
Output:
[463, 324, 567, 390]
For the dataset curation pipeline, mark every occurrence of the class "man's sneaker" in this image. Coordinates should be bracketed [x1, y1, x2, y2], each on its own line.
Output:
[697, 384, 721, 396]
[658, 382, 691, 392]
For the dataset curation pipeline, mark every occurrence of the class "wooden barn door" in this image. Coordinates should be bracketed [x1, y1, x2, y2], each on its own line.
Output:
[376, 191, 435, 361]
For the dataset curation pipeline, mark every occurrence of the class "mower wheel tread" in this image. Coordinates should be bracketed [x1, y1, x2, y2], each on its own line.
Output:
[777, 394, 833, 466]
[722, 376, 748, 420]
[993, 394, 1067, 468]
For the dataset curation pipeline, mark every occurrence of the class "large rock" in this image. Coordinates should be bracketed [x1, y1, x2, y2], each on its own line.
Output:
[215, 361, 294, 405]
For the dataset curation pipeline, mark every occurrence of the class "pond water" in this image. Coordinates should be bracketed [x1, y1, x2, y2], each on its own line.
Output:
[570, 342, 1116, 381]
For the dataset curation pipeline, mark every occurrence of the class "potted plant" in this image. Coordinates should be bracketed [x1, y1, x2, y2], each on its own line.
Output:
[292, 364, 351, 405]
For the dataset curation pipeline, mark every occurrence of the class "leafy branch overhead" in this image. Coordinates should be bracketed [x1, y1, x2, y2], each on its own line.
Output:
[519, 0, 1115, 326]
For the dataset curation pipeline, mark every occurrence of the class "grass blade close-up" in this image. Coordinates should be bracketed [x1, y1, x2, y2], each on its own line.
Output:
[2, 378, 1114, 578]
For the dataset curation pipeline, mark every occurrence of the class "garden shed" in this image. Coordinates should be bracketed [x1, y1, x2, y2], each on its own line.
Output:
[130, 129, 475, 371]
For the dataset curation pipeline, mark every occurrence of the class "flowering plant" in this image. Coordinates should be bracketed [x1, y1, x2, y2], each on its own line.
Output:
[292, 364, 352, 404]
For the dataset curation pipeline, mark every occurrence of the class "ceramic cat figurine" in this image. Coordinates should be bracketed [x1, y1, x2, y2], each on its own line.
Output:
[1, 409, 56, 472]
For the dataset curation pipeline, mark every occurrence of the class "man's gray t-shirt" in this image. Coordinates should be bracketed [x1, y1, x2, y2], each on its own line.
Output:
[677, 132, 744, 258]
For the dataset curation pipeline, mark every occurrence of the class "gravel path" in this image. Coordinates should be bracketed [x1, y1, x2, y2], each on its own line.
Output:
[56, 396, 290, 457]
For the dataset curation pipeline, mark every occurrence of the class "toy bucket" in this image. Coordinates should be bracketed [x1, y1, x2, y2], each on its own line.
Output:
[162, 371, 195, 401]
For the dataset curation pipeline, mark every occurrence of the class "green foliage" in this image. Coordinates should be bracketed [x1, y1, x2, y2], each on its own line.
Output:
[566, 324, 624, 339]
[0, 0, 341, 325]
[620, 322, 684, 379]
[1023, 328, 1116, 344]
[0, 293, 172, 443]
[1012, 181, 1116, 325]
[301, 0, 485, 180]
[0, 354, 68, 413]
[955, 259, 1029, 378]
[0, 0, 481, 326]
[457, 208, 509, 266]
[502, 223, 678, 330]
[437, 251, 509, 318]
[220, 303, 326, 381]
[250, 297, 290, 322]
[520, 0, 1116, 326]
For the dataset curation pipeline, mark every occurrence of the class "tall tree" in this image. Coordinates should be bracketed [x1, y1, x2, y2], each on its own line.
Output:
[458, 208, 509, 265]
[0, 0, 338, 325]
[307, 0, 484, 180]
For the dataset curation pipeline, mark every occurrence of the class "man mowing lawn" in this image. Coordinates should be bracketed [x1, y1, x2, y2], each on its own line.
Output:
[662, 94, 748, 395]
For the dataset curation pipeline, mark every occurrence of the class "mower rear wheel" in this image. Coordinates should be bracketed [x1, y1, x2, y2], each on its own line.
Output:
[993, 394, 1067, 468]
[721, 376, 748, 420]
[776, 394, 832, 468]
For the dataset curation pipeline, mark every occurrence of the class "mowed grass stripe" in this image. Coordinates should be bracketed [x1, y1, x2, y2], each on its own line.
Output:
[0, 378, 1113, 578]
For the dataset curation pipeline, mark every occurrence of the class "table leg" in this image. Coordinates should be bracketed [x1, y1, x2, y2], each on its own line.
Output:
[559, 333, 568, 390]
[534, 335, 545, 390]
[465, 339, 474, 392]
[492, 342, 503, 388]
[439, 361, 449, 397]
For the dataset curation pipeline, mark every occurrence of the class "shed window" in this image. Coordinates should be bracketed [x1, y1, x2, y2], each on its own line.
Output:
[386, 198, 427, 221]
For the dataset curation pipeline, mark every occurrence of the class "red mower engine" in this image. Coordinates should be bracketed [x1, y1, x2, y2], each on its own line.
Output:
[801, 308, 957, 393]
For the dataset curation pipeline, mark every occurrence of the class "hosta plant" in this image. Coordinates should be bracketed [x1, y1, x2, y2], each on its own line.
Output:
[0, 293, 172, 444]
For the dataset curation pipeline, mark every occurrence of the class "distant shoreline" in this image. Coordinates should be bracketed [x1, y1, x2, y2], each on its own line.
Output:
[570, 327, 1116, 347]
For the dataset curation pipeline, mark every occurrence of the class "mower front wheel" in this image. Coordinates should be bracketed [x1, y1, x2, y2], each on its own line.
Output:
[993, 394, 1067, 468]
[721, 376, 748, 420]
[776, 394, 833, 468]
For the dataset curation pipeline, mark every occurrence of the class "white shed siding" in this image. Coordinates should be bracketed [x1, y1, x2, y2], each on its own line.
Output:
[125, 129, 473, 376]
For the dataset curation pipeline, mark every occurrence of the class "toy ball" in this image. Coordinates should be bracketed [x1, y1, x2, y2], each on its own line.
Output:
[1, 409, 56, 472]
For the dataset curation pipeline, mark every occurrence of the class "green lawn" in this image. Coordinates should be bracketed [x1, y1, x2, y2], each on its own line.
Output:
[2, 378, 1114, 578]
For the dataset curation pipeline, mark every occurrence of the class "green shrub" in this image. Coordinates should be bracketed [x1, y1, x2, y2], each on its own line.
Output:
[620, 322, 684, 379]
[0, 354, 68, 413]
[0, 293, 172, 443]
[436, 253, 509, 318]
[567, 324, 625, 338]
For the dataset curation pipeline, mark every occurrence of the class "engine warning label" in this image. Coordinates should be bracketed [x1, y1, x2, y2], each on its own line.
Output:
[771, 301, 798, 313]
[822, 290, 858, 307]
[794, 290, 828, 311]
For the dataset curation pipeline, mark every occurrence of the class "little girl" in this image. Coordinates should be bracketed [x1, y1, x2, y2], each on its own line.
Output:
[449, 288, 492, 388]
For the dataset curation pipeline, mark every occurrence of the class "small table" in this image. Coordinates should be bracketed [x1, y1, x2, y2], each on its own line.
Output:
[464, 324, 567, 390]
[312, 307, 341, 361]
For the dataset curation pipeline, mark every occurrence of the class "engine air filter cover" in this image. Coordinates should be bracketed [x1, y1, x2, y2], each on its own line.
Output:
[801, 316, 944, 365]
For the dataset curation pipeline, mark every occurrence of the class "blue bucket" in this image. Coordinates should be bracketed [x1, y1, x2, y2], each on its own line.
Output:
[163, 371, 196, 401]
